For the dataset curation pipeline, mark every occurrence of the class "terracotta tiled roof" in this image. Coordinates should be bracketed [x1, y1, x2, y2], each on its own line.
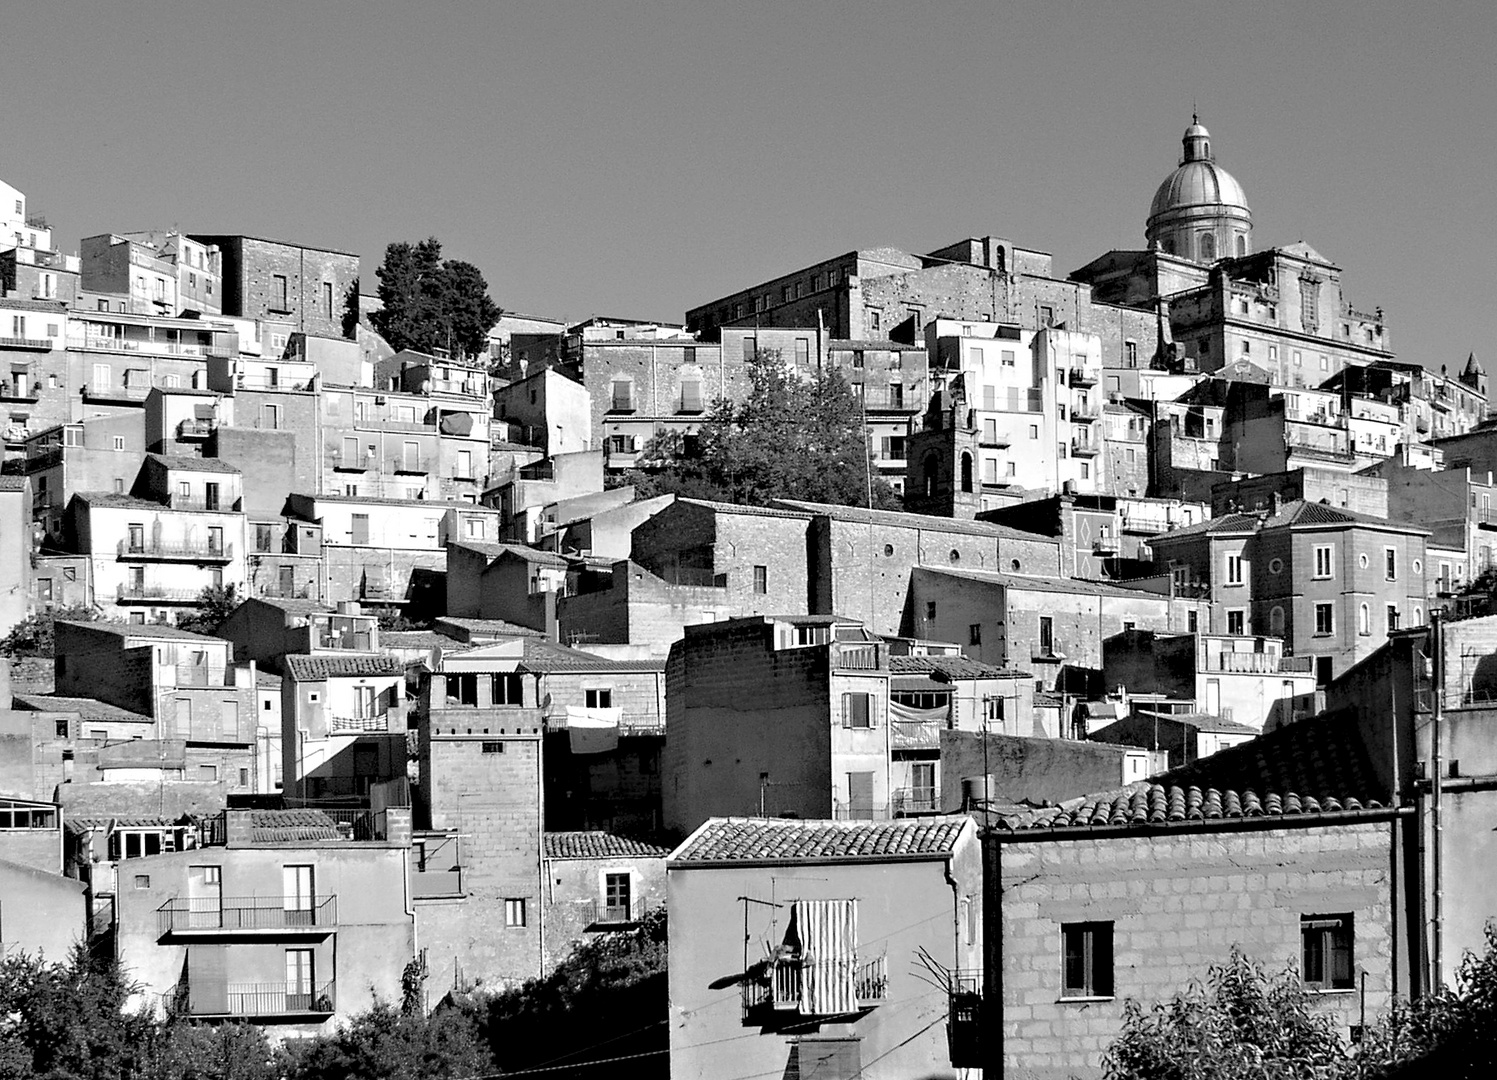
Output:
[516, 639, 665, 673]
[1158, 708, 1383, 802]
[773, 499, 1053, 542]
[918, 566, 1178, 600]
[995, 782, 1382, 831]
[283, 654, 403, 681]
[145, 453, 241, 474]
[12, 694, 154, 724]
[0, 476, 27, 491]
[678, 498, 813, 520]
[435, 617, 546, 639]
[250, 809, 341, 842]
[65, 815, 177, 834]
[1262, 499, 1428, 534]
[671, 816, 971, 864]
[889, 655, 1027, 680]
[544, 831, 671, 859]
[1152, 512, 1261, 540]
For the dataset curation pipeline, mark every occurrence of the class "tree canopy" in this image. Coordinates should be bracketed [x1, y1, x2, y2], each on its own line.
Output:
[0, 604, 101, 658]
[175, 585, 240, 637]
[370, 238, 502, 361]
[622, 349, 902, 510]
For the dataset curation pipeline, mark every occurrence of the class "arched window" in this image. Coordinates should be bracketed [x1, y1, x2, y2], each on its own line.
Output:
[960, 452, 974, 494]
[922, 452, 941, 498]
[1199, 232, 1216, 262]
[1236, 234, 1247, 257]
[1359, 604, 1370, 635]
[1269, 606, 1285, 636]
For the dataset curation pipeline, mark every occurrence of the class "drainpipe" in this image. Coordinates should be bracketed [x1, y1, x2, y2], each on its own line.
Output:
[1430, 609, 1445, 988]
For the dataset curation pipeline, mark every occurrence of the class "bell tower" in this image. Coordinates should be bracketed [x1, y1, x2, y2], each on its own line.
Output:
[904, 375, 982, 519]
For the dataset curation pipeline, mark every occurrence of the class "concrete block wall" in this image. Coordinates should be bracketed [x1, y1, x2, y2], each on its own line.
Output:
[992, 819, 1399, 1080]
[543, 853, 666, 961]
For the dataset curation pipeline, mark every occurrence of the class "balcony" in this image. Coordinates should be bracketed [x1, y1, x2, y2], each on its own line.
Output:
[118, 539, 233, 563]
[175, 979, 336, 1019]
[173, 664, 237, 687]
[257, 580, 317, 601]
[1205, 653, 1314, 674]
[1093, 535, 1121, 555]
[328, 449, 373, 472]
[0, 336, 53, 351]
[1070, 439, 1099, 457]
[892, 787, 941, 816]
[1068, 367, 1097, 386]
[741, 955, 887, 1022]
[978, 432, 1009, 449]
[1030, 646, 1066, 663]
[412, 868, 464, 900]
[157, 895, 338, 937]
[588, 896, 655, 928]
[329, 713, 396, 734]
[176, 419, 215, 441]
[117, 585, 205, 604]
[1071, 407, 1100, 423]
[391, 456, 430, 475]
[0, 382, 39, 403]
[947, 972, 984, 1068]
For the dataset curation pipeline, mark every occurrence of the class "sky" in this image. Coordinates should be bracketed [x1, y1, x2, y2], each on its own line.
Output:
[2, 0, 1493, 369]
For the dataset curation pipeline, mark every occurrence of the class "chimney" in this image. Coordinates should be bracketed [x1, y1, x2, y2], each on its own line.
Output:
[1270, 491, 1282, 516]
[224, 809, 254, 847]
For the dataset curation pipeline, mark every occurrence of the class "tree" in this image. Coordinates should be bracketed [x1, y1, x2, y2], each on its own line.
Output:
[0, 605, 101, 659]
[623, 349, 902, 510]
[176, 585, 240, 636]
[1103, 946, 1349, 1080]
[0, 945, 156, 1080]
[151, 1022, 279, 1080]
[370, 238, 502, 362]
[280, 1002, 492, 1080]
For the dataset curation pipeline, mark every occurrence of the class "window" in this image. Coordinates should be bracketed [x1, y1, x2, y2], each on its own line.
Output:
[1038, 616, 1054, 655]
[1227, 610, 1245, 635]
[1038, 305, 1055, 327]
[1125, 341, 1138, 367]
[679, 379, 703, 413]
[1225, 554, 1243, 586]
[610, 380, 633, 411]
[753, 565, 767, 595]
[585, 688, 613, 709]
[323, 281, 334, 319]
[1385, 548, 1397, 581]
[1387, 605, 1400, 633]
[969, 623, 982, 645]
[134, 874, 150, 889]
[925, 601, 936, 621]
[888, 382, 904, 409]
[1301, 914, 1354, 990]
[1187, 610, 1199, 633]
[1029, 424, 1039, 439]
[491, 673, 523, 705]
[1314, 603, 1334, 636]
[1358, 604, 1370, 636]
[842, 693, 872, 729]
[1313, 545, 1333, 579]
[604, 872, 632, 921]
[481, 741, 505, 754]
[1061, 922, 1114, 998]
[505, 898, 527, 927]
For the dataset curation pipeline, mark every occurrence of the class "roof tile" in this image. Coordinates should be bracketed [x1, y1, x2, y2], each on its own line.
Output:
[671, 816, 970, 864]
[544, 831, 672, 859]
[283, 654, 403, 681]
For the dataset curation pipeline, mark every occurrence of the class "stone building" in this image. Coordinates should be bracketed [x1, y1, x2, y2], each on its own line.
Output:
[189, 234, 358, 340]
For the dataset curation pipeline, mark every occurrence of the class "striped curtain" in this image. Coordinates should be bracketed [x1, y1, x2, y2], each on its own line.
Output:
[791, 899, 858, 1014]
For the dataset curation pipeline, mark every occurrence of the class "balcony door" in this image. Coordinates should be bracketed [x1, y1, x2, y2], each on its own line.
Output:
[285, 949, 315, 1010]
[911, 763, 936, 812]
[187, 865, 222, 929]
[283, 865, 315, 927]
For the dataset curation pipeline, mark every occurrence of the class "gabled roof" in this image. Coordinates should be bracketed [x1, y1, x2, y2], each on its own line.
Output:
[11, 695, 154, 725]
[1260, 499, 1428, 535]
[0, 476, 27, 492]
[282, 654, 403, 681]
[544, 831, 672, 859]
[248, 597, 334, 616]
[1150, 511, 1260, 541]
[55, 620, 220, 642]
[677, 498, 813, 520]
[773, 499, 1053, 542]
[434, 616, 545, 639]
[487, 544, 570, 569]
[670, 816, 972, 865]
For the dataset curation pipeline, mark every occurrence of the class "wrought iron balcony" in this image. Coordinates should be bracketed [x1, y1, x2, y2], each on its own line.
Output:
[892, 787, 941, 815]
[175, 979, 336, 1018]
[0, 336, 53, 351]
[1093, 535, 1121, 555]
[118, 539, 232, 563]
[117, 584, 204, 604]
[177, 418, 215, 441]
[588, 896, 655, 927]
[157, 894, 337, 936]
[1068, 367, 1097, 386]
[328, 713, 395, 734]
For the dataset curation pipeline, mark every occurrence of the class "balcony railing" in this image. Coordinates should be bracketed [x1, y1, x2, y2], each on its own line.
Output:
[892, 787, 941, 815]
[947, 971, 984, 1068]
[1205, 653, 1314, 674]
[157, 895, 338, 936]
[173, 664, 237, 687]
[329, 713, 395, 734]
[1068, 367, 1097, 386]
[118, 539, 232, 562]
[117, 585, 204, 604]
[0, 336, 53, 351]
[177, 419, 215, 440]
[741, 955, 888, 1018]
[589, 896, 654, 926]
[1070, 438, 1099, 456]
[176, 979, 336, 1018]
[832, 643, 882, 671]
[1093, 536, 1121, 555]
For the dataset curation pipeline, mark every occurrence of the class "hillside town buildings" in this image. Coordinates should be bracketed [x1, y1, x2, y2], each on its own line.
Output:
[0, 114, 1494, 1077]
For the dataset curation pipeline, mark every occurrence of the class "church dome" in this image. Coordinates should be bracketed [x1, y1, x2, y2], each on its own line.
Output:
[1145, 117, 1253, 262]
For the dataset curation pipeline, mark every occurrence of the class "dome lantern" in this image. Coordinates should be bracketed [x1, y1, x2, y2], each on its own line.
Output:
[1146, 116, 1252, 263]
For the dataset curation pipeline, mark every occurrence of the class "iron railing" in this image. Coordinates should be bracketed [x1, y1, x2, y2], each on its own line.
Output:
[177, 979, 336, 1017]
[892, 787, 941, 815]
[412, 868, 464, 899]
[117, 585, 202, 603]
[742, 955, 888, 1016]
[329, 714, 393, 734]
[118, 539, 232, 562]
[156, 895, 337, 935]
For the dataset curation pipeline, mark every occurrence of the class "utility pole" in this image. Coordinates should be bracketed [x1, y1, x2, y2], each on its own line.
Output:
[1430, 609, 1445, 989]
